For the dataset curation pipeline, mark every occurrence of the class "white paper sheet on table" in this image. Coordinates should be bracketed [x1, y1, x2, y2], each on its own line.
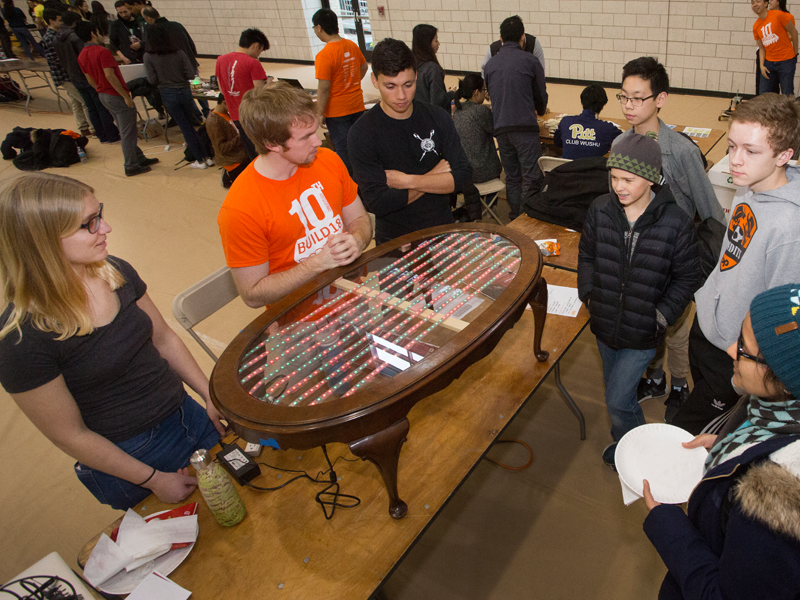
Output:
[546, 285, 581, 317]
[126, 571, 191, 600]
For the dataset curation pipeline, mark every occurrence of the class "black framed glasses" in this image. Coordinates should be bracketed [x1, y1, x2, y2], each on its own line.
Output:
[737, 332, 768, 365]
[616, 93, 655, 107]
[79, 203, 103, 234]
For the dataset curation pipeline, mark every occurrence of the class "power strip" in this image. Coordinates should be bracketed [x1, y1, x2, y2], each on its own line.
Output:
[216, 443, 261, 485]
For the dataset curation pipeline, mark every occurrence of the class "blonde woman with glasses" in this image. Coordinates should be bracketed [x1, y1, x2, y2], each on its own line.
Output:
[0, 173, 225, 510]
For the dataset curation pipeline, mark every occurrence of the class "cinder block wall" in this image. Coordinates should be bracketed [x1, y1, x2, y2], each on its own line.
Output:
[107, 0, 773, 95]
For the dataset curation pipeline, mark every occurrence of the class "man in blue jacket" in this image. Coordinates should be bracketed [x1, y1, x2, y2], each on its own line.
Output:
[484, 16, 548, 221]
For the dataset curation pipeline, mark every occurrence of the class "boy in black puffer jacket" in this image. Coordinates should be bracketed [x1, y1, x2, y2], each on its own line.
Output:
[577, 133, 700, 470]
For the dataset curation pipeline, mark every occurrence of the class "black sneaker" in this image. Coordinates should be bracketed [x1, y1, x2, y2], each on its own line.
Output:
[602, 442, 618, 471]
[665, 384, 690, 424]
[125, 165, 152, 177]
[637, 377, 667, 404]
[139, 157, 160, 167]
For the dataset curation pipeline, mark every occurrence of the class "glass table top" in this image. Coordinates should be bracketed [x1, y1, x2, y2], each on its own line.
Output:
[236, 231, 522, 408]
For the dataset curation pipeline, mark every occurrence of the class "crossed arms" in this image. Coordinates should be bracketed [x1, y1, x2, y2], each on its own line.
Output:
[231, 196, 373, 307]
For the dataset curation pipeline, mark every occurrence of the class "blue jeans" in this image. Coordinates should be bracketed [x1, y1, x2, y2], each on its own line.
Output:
[596, 340, 657, 442]
[326, 110, 364, 175]
[160, 87, 207, 162]
[74, 81, 119, 143]
[10, 26, 44, 60]
[760, 57, 797, 96]
[74, 392, 221, 510]
[496, 130, 543, 221]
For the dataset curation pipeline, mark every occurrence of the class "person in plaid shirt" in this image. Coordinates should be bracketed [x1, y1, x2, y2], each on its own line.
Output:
[41, 8, 93, 137]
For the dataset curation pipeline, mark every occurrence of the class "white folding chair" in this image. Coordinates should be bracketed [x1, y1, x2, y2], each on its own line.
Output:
[172, 266, 239, 362]
[475, 178, 505, 225]
[538, 156, 572, 174]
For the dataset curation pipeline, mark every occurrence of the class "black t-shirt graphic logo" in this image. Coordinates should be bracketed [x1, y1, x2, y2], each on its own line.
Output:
[413, 129, 439, 161]
[720, 203, 757, 272]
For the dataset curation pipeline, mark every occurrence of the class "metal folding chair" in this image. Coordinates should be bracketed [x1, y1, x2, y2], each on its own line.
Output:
[172, 266, 240, 362]
[538, 156, 572, 174]
[475, 178, 505, 225]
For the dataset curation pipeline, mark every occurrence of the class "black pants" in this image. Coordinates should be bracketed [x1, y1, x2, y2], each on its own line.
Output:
[671, 316, 740, 435]
[461, 184, 483, 220]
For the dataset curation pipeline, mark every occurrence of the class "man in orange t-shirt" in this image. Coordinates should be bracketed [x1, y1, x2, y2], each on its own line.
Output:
[312, 8, 367, 175]
[753, 0, 798, 96]
[217, 82, 373, 308]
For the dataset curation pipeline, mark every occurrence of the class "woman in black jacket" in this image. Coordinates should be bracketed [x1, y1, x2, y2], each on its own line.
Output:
[577, 133, 700, 468]
[412, 23, 451, 112]
[642, 283, 800, 600]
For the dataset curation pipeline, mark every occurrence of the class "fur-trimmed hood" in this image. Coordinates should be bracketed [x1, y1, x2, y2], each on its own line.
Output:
[734, 440, 800, 543]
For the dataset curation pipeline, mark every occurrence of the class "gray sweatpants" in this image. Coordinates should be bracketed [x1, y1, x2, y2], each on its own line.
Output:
[99, 92, 145, 171]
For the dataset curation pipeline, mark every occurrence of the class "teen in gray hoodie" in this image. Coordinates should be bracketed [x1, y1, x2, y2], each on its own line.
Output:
[673, 93, 800, 435]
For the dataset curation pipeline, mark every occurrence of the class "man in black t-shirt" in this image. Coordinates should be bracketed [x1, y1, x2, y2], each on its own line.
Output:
[348, 38, 472, 244]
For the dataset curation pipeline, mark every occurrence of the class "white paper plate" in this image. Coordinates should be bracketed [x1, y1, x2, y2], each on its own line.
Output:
[616, 423, 708, 504]
[97, 509, 195, 595]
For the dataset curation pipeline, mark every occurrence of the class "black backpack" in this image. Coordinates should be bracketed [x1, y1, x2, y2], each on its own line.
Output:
[0, 75, 24, 103]
[12, 129, 87, 171]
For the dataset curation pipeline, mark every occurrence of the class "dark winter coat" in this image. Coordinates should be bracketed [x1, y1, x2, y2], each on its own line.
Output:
[523, 156, 609, 232]
[577, 184, 700, 350]
[644, 434, 800, 600]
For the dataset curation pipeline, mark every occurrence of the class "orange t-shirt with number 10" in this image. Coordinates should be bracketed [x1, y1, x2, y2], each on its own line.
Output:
[314, 39, 366, 118]
[217, 148, 358, 275]
[754, 10, 796, 62]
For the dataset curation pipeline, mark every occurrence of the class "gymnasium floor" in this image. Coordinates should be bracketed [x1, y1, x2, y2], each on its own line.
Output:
[0, 58, 734, 598]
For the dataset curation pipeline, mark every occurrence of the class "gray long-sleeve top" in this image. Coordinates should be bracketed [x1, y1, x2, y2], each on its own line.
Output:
[415, 60, 452, 112]
[612, 119, 725, 224]
[144, 50, 194, 89]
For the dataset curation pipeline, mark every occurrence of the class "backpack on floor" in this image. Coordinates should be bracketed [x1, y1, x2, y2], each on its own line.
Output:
[12, 129, 88, 171]
[0, 75, 24, 102]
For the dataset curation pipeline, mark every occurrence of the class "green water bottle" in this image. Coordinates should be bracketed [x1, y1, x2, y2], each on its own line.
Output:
[190, 449, 246, 526]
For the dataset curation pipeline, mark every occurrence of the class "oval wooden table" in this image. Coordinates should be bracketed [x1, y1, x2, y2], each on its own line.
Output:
[210, 223, 549, 518]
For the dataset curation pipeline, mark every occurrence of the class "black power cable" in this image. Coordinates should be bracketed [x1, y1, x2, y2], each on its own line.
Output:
[242, 444, 360, 519]
[0, 575, 81, 599]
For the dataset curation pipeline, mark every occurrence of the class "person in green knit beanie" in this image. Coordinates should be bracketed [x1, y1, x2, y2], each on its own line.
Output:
[577, 132, 701, 470]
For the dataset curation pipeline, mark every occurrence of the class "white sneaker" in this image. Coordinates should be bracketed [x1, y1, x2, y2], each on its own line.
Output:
[190, 160, 208, 170]
[204, 157, 215, 167]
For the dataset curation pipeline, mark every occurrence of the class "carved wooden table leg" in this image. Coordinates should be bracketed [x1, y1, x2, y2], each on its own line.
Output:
[349, 418, 410, 519]
[529, 277, 550, 362]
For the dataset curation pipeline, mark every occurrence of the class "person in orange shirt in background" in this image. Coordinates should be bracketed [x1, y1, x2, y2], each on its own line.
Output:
[206, 94, 249, 189]
[753, 0, 798, 96]
[217, 82, 372, 308]
[312, 8, 367, 175]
